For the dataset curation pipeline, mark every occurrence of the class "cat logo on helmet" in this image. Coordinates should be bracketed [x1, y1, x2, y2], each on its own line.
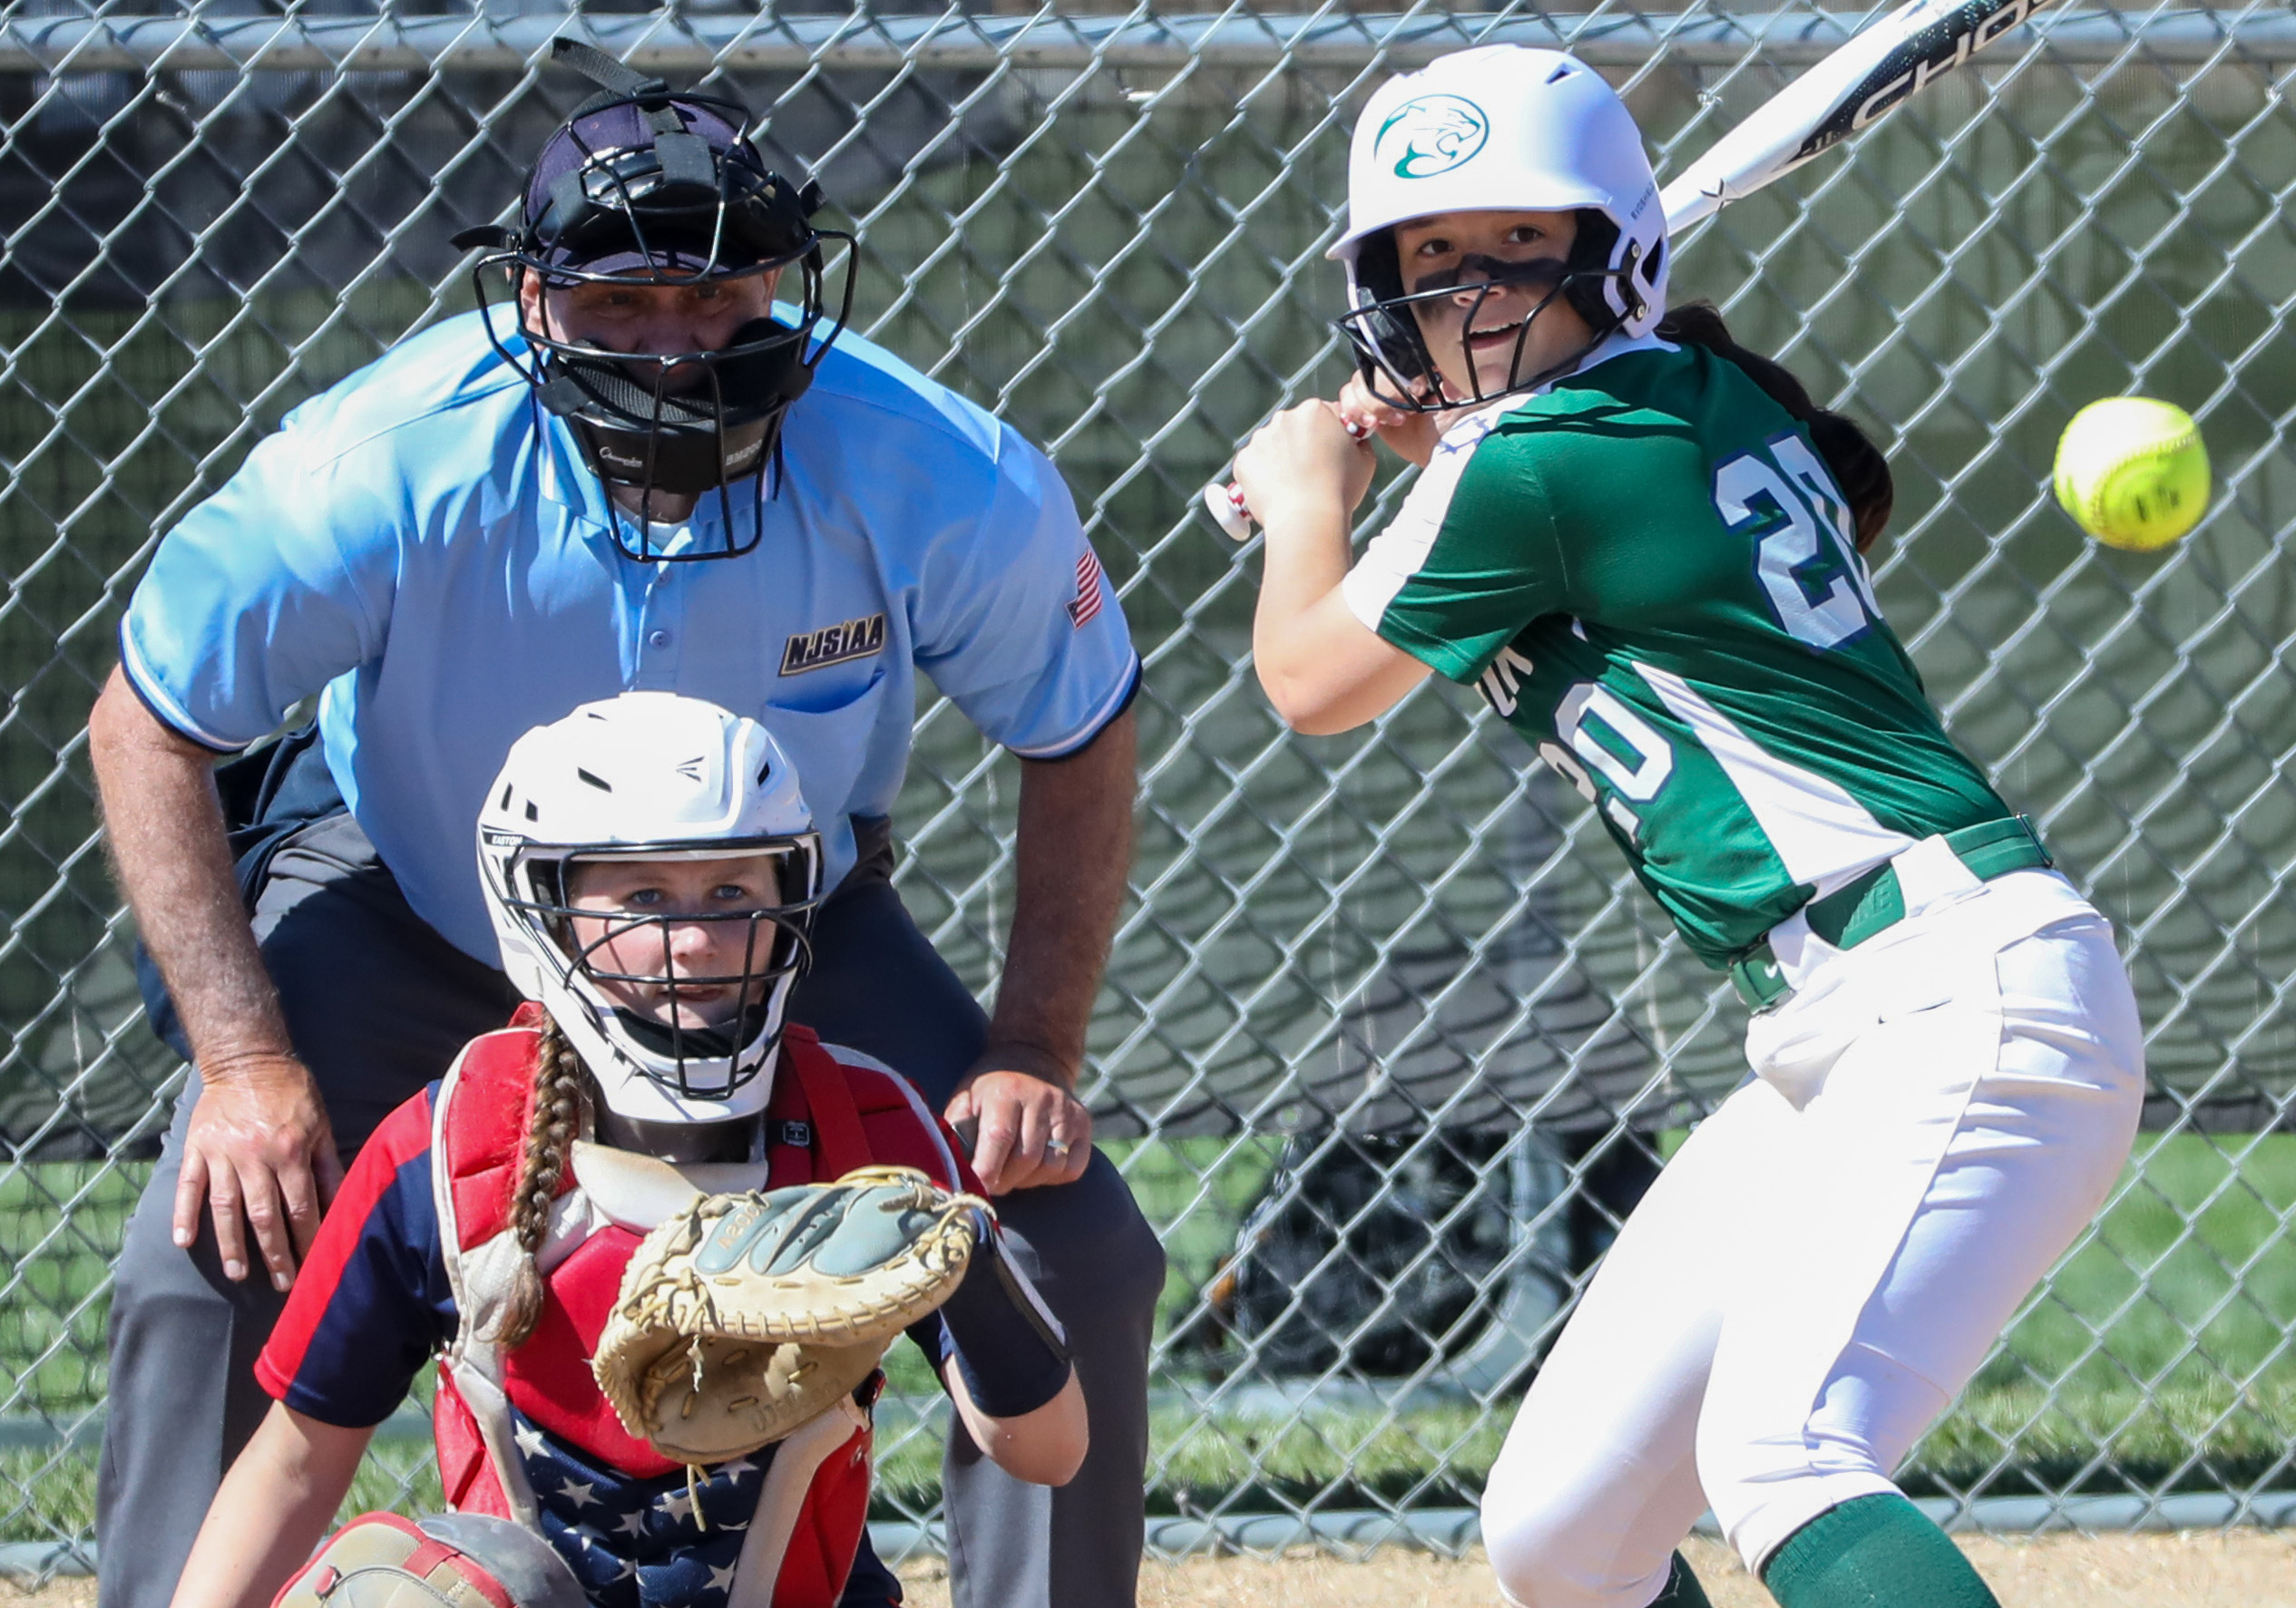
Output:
[1373, 94, 1490, 179]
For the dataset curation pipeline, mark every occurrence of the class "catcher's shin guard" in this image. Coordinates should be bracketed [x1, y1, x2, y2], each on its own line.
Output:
[271, 1512, 586, 1608]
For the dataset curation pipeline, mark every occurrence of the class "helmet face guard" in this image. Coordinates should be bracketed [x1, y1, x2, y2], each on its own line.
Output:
[490, 838, 823, 1107]
[478, 691, 824, 1124]
[1330, 48, 1671, 414]
[456, 40, 855, 558]
[1335, 221, 1651, 414]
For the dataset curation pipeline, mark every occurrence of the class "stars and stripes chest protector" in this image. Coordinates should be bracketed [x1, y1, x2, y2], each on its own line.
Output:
[428, 1008, 958, 1608]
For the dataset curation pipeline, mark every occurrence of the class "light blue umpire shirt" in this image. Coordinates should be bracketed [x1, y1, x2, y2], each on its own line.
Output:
[119, 307, 1140, 964]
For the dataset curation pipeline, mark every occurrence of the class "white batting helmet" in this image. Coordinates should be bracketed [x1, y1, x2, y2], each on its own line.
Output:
[477, 691, 822, 1123]
[1334, 47, 1669, 403]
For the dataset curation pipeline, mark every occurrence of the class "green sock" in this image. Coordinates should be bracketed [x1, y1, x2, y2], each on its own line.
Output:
[1653, 1551, 1714, 1608]
[1760, 1495, 1998, 1608]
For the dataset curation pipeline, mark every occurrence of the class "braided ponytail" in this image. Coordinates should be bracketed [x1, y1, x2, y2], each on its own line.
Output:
[492, 1010, 591, 1350]
[1658, 300, 1896, 553]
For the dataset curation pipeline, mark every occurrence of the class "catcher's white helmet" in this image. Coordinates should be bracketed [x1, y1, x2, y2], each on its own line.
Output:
[477, 691, 822, 1123]
[1333, 46, 1669, 407]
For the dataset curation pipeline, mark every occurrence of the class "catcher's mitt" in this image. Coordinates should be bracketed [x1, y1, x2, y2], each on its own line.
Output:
[594, 1165, 987, 1465]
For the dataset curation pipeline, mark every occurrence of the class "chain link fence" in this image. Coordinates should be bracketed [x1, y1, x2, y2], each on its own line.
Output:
[4, 0, 2294, 1581]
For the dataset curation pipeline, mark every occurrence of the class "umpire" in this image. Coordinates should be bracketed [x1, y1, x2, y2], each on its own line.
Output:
[86, 44, 1162, 1608]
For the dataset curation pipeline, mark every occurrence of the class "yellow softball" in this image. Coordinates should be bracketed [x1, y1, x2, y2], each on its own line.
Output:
[2052, 397, 2209, 551]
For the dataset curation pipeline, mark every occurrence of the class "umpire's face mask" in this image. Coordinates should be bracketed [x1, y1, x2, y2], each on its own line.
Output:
[516, 264, 816, 519]
[457, 63, 855, 562]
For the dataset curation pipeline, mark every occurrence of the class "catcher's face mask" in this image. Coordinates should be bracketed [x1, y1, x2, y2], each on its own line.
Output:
[454, 38, 854, 557]
[478, 691, 822, 1124]
[505, 844, 819, 1106]
[563, 850, 807, 1026]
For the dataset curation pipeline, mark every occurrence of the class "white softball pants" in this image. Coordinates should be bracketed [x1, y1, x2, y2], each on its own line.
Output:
[1479, 853, 2146, 1608]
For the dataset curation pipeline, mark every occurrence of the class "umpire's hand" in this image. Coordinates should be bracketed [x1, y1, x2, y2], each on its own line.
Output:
[173, 1051, 345, 1291]
[90, 668, 350, 1293]
[946, 1049, 1093, 1194]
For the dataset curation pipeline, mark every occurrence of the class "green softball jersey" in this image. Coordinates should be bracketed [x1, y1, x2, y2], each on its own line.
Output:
[1341, 334, 2013, 970]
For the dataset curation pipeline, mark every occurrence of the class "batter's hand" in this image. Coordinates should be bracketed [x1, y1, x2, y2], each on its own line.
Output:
[1232, 400, 1377, 536]
[1338, 372, 1443, 469]
[172, 1052, 344, 1291]
[946, 1052, 1092, 1195]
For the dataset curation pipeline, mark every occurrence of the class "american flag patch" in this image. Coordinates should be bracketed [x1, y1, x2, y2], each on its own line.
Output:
[1068, 549, 1105, 629]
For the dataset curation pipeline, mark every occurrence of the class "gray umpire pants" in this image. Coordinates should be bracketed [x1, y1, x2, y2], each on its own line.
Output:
[97, 811, 1163, 1608]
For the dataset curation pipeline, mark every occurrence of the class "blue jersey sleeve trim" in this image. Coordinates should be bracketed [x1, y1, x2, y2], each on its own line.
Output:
[115, 619, 249, 755]
[1003, 652, 1141, 760]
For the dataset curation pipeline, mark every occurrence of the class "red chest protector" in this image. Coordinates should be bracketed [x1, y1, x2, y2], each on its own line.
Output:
[427, 1007, 965, 1608]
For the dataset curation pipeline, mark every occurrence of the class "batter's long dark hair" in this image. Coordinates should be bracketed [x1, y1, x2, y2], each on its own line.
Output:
[1658, 300, 1895, 553]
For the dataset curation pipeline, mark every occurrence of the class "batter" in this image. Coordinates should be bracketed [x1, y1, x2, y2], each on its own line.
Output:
[1231, 45, 2145, 1608]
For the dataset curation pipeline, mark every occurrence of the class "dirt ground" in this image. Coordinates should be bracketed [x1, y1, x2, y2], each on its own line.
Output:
[10, 1531, 2292, 1605]
[891, 1532, 2296, 1608]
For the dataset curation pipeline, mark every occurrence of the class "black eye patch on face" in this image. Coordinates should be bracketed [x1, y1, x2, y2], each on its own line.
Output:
[1409, 252, 1570, 297]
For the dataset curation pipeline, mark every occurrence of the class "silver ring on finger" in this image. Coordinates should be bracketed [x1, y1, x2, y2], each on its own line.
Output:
[1043, 1138, 1071, 1161]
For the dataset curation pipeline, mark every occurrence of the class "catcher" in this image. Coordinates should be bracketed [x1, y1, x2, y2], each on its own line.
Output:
[167, 693, 1085, 1608]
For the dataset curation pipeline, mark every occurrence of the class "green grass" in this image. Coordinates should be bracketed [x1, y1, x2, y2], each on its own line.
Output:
[0, 1162, 145, 1428]
[13, 1380, 2289, 1544]
[1985, 1131, 2296, 1401]
[4, 1134, 2291, 1541]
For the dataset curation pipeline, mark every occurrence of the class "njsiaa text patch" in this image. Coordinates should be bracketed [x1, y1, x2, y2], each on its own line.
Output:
[781, 612, 887, 676]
